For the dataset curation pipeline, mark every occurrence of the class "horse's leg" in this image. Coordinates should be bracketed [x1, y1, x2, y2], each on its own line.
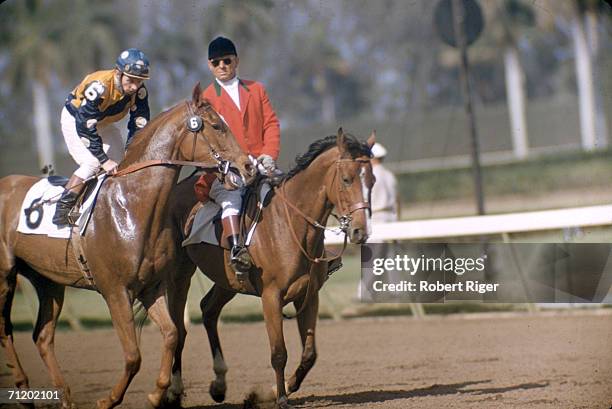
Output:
[143, 292, 178, 408]
[96, 288, 141, 409]
[261, 288, 291, 409]
[0, 267, 30, 390]
[286, 291, 319, 395]
[200, 284, 236, 403]
[29, 273, 75, 408]
[165, 267, 194, 406]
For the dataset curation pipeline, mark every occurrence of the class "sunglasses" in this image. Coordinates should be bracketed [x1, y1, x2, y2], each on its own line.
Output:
[211, 57, 234, 67]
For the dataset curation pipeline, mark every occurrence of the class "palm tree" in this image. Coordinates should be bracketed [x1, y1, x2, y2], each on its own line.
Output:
[572, 0, 609, 150]
[0, 0, 118, 171]
[491, 0, 536, 159]
[537, 0, 609, 150]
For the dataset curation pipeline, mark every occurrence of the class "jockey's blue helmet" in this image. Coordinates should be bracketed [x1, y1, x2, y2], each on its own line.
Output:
[116, 48, 150, 80]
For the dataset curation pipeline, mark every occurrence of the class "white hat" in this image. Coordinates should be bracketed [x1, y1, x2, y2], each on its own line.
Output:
[371, 143, 387, 159]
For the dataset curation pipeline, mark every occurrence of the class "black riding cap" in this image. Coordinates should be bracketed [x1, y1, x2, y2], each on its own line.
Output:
[208, 37, 237, 60]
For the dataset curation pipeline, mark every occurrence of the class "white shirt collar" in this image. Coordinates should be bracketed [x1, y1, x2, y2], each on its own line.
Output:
[216, 76, 239, 88]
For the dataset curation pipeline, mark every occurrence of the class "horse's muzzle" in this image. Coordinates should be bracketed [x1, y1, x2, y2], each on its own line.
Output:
[349, 227, 368, 244]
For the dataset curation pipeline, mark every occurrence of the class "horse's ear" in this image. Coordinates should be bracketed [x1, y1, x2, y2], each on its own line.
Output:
[337, 127, 347, 155]
[192, 82, 202, 106]
[366, 130, 376, 148]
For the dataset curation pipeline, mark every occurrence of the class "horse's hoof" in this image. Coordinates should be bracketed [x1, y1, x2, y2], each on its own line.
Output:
[276, 396, 293, 409]
[62, 401, 78, 409]
[209, 380, 226, 403]
[96, 398, 111, 409]
[272, 381, 292, 398]
[163, 391, 182, 409]
[144, 393, 161, 409]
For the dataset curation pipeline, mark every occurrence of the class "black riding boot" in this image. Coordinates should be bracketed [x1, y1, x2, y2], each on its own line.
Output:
[222, 215, 252, 280]
[52, 190, 80, 227]
[52, 174, 85, 227]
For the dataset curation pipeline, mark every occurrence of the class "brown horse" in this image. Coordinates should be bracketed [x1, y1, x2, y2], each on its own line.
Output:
[0, 84, 255, 409]
[166, 129, 375, 408]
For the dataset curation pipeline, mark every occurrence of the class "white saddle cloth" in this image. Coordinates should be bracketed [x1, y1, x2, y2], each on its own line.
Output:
[17, 175, 106, 239]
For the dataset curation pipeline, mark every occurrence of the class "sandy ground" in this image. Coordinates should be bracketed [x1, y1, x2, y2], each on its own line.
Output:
[2, 310, 611, 409]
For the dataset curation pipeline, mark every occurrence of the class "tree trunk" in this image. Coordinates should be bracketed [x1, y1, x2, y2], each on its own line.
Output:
[321, 92, 336, 124]
[585, 8, 609, 149]
[504, 44, 529, 159]
[571, 14, 599, 150]
[32, 80, 55, 170]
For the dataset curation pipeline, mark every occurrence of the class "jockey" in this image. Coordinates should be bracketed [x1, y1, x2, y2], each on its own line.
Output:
[53, 48, 151, 227]
[197, 36, 283, 277]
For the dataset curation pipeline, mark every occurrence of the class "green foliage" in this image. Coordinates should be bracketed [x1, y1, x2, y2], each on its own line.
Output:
[0, 0, 118, 88]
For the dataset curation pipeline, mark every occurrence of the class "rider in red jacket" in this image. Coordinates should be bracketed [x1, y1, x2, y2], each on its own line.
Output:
[196, 37, 282, 278]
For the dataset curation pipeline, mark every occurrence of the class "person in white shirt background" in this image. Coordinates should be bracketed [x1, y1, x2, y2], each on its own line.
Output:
[370, 142, 400, 223]
[363, 143, 424, 316]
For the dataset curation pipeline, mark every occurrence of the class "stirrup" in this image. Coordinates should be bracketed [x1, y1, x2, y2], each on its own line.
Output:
[230, 245, 252, 280]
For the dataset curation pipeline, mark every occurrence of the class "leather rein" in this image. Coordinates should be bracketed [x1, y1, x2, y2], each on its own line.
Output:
[276, 157, 371, 264]
[114, 101, 231, 178]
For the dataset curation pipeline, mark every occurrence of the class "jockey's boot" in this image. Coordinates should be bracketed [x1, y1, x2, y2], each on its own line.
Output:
[52, 174, 85, 227]
[222, 215, 252, 280]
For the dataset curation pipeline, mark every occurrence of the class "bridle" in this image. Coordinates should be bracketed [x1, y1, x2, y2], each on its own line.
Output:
[113, 101, 232, 178]
[331, 158, 372, 232]
[276, 156, 372, 264]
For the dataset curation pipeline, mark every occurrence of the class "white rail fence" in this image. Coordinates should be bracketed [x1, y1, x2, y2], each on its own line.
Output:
[324, 204, 612, 318]
[325, 204, 612, 244]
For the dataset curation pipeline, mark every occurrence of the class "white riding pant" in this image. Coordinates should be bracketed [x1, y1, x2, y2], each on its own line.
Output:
[61, 107, 124, 180]
[209, 178, 244, 218]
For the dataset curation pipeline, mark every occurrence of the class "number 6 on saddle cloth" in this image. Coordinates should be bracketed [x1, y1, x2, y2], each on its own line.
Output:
[17, 175, 107, 239]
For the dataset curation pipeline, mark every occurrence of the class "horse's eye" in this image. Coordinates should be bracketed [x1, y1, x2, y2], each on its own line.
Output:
[211, 123, 221, 130]
[342, 176, 352, 185]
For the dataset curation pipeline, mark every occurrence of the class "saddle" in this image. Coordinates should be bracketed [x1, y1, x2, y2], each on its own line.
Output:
[183, 174, 343, 281]
[184, 172, 272, 249]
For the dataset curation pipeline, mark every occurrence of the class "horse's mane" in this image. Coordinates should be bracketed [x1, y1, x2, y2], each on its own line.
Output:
[121, 102, 186, 164]
[284, 134, 372, 180]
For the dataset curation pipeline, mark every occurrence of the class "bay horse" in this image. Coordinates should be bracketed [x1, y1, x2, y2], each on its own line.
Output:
[0, 84, 255, 409]
[167, 129, 375, 408]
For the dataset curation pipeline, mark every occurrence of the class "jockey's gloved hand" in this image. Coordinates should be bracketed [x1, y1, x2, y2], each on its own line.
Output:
[257, 154, 276, 172]
[102, 159, 119, 175]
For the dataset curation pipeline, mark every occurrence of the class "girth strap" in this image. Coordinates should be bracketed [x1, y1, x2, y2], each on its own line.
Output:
[70, 224, 96, 288]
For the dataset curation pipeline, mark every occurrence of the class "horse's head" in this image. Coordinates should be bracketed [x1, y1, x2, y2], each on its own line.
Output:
[325, 128, 376, 244]
[179, 83, 256, 188]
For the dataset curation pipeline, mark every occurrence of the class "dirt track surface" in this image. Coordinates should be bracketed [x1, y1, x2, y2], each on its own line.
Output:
[3, 310, 611, 408]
